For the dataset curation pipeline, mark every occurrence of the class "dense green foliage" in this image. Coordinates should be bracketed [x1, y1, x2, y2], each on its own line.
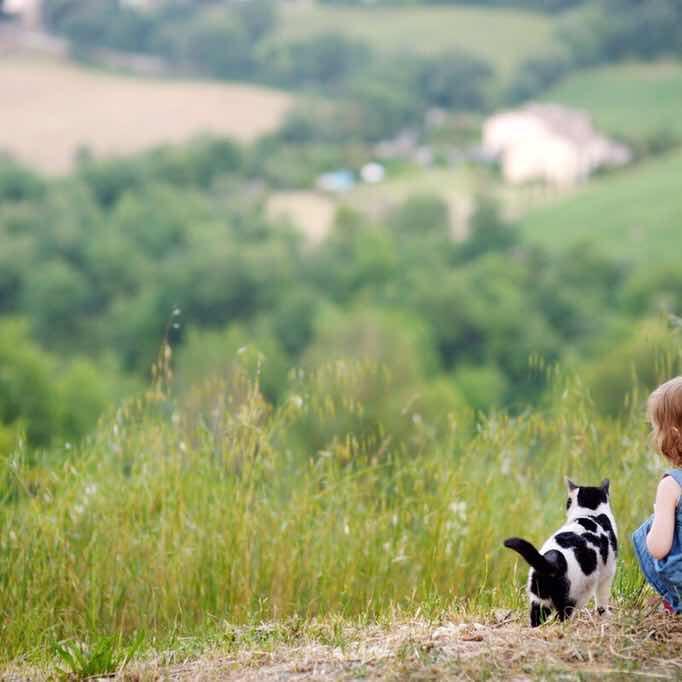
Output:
[0, 137, 679, 448]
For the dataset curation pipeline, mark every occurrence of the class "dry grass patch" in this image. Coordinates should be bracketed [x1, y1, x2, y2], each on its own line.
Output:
[0, 56, 293, 173]
[113, 607, 682, 681]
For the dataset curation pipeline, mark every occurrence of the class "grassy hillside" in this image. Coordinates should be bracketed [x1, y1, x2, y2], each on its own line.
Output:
[275, 3, 553, 76]
[0, 56, 293, 173]
[544, 61, 682, 142]
[0, 364, 656, 668]
[519, 150, 682, 263]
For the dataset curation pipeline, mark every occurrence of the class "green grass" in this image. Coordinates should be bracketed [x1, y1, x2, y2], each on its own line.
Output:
[54, 633, 144, 679]
[274, 3, 554, 76]
[0, 356, 661, 670]
[519, 150, 682, 263]
[544, 61, 682, 143]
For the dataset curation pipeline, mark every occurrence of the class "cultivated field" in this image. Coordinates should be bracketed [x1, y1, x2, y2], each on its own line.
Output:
[274, 3, 553, 76]
[0, 56, 293, 173]
[545, 60, 682, 143]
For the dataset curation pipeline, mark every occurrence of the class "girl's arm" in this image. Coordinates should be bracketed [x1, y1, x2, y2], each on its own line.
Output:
[646, 476, 682, 560]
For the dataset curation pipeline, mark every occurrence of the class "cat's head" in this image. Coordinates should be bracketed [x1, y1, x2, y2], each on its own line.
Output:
[565, 478, 611, 517]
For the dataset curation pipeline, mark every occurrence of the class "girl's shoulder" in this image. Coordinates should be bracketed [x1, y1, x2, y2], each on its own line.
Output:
[663, 469, 682, 491]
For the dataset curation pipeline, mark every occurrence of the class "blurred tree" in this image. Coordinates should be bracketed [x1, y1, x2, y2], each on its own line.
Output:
[0, 320, 58, 447]
[583, 320, 682, 417]
[0, 156, 46, 202]
[416, 51, 493, 111]
[234, 0, 277, 42]
[387, 194, 451, 242]
[455, 196, 518, 262]
[263, 33, 372, 90]
[181, 14, 252, 78]
[21, 261, 92, 345]
[453, 363, 508, 412]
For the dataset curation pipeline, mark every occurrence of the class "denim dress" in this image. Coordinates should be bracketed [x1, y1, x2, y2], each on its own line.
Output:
[632, 468, 682, 612]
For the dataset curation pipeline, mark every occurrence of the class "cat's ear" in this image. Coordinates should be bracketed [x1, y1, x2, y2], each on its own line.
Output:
[600, 479, 610, 494]
[566, 477, 578, 492]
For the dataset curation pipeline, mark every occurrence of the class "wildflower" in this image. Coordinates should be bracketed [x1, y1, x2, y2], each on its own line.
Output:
[449, 500, 467, 520]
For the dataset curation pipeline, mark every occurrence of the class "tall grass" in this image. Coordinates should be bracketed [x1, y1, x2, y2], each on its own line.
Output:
[0, 359, 658, 662]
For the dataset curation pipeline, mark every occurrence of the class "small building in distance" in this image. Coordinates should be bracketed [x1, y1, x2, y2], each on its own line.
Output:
[316, 169, 355, 194]
[482, 103, 631, 187]
[4, 0, 42, 30]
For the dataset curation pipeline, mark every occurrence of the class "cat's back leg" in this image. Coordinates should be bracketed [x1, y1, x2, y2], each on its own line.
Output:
[530, 601, 552, 627]
[596, 567, 616, 614]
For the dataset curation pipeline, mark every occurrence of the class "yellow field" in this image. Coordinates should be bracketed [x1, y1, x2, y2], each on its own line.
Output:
[0, 56, 293, 173]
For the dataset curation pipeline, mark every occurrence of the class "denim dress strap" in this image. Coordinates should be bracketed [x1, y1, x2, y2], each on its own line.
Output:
[664, 468, 682, 489]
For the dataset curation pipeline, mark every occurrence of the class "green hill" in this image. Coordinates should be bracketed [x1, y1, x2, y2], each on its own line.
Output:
[544, 61, 682, 143]
[520, 150, 682, 263]
[275, 3, 553, 76]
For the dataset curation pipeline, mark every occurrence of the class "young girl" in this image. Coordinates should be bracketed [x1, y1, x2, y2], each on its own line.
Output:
[632, 376, 682, 613]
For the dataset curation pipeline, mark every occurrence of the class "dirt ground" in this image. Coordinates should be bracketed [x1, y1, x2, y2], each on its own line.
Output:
[128, 608, 682, 680]
[3, 607, 682, 681]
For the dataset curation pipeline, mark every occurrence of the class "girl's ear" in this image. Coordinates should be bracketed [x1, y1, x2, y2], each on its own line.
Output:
[600, 479, 610, 494]
[566, 478, 578, 492]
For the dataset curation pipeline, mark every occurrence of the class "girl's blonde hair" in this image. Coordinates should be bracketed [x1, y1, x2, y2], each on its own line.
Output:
[648, 376, 682, 465]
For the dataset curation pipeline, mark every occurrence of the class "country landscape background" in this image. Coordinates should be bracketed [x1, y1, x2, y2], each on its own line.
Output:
[1, 0, 682, 678]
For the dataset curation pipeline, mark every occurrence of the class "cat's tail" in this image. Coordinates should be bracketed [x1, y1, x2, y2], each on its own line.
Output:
[503, 537, 560, 576]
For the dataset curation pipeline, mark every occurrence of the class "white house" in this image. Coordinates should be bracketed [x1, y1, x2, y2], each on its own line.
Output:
[4, 0, 42, 30]
[482, 103, 631, 187]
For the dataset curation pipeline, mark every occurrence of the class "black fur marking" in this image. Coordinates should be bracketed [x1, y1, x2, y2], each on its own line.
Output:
[575, 517, 598, 532]
[581, 531, 602, 546]
[594, 514, 618, 554]
[529, 571, 571, 624]
[580, 531, 609, 564]
[560, 603, 576, 621]
[555, 532, 598, 575]
[530, 603, 553, 627]
[528, 549, 570, 626]
[544, 550, 567, 574]
[504, 538, 560, 575]
[576, 486, 607, 510]
[566, 496, 572, 510]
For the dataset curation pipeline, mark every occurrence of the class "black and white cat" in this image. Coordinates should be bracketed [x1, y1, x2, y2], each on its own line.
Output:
[504, 479, 618, 627]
